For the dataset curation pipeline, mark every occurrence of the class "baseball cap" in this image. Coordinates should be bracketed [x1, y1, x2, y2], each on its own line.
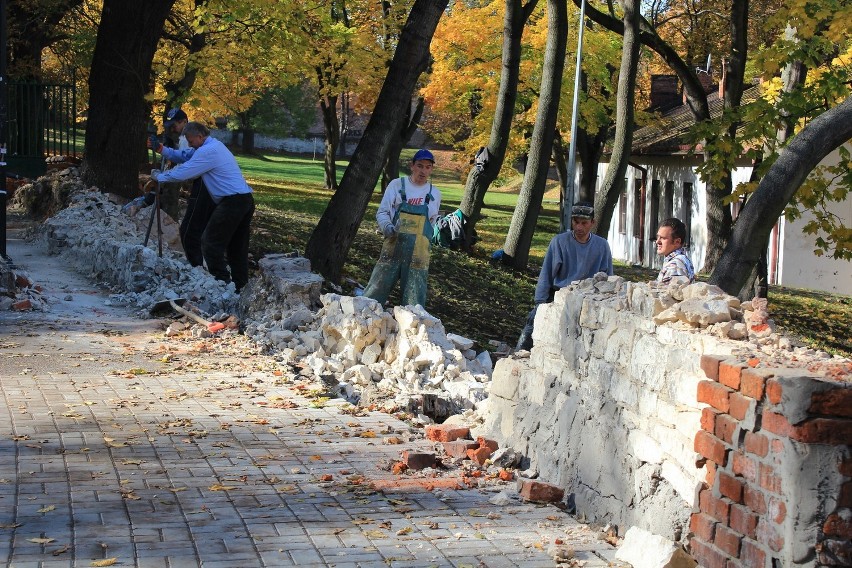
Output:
[164, 108, 188, 127]
[571, 202, 595, 219]
[412, 149, 435, 163]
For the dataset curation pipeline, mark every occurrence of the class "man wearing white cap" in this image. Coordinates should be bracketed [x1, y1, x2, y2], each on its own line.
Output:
[363, 149, 442, 308]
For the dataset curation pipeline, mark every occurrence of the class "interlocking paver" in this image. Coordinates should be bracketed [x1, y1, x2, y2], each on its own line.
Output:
[0, 228, 631, 567]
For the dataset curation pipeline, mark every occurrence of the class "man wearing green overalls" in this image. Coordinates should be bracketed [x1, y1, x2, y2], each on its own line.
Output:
[363, 149, 442, 308]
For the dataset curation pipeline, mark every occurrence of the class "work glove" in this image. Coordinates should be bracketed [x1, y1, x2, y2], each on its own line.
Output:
[382, 223, 398, 238]
[150, 169, 162, 181]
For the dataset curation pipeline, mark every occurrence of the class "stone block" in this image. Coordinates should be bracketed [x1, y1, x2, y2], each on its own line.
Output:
[615, 526, 697, 568]
[518, 479, 564, 504]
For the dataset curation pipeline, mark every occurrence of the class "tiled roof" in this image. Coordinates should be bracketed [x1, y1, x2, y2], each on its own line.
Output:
[629, 85, 760, 155]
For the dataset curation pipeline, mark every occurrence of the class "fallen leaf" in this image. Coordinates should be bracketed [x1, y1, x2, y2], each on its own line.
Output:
[38, 505, 56, 513]
[0, 523, 22, 529]
[51, 544, 70, 556]
[28, 537, 56, 544]
[396, 527, 412, 536]
[363, 529, 386, 538]
[91, 559, 118, 567]
[208, 484, 238, 491]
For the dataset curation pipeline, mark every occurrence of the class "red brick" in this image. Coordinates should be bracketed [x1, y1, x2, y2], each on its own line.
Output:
[719, 471, 744, 503]
[14, 274, 32, 287]
[728, 392, 752, 421]
[740, 539, 767, 568]
[740, 368, 770, 400]
[758, 463, 782, 495]
[810, 387, 852, 418]
[699, 488, 731, 523]
[706, 461, 718, 486]
[714, 524, 742, 557]
[441, 440, 478, 458]
[766, 380, 783, 404]
[698, 381, 732, 413]
[702, 407, 721, 432]
[695, 430, 728, 466]
[840, 481, 852, 507]
[767, 496, 786, 523]
[791, 418, 852, 445]
[839, 457, 852, 477]
[761, 411, 792, 437]
[732, 451, 758, 483]
[701, 355, 724, 381]
[818, 538, 852, 565]
[476, 437, 499, 452]
[719, 361, 744, 390]
[770, 439, 784, 455]
[715, 414, 739, 444]
[823, 510, 852, 539]
[518, 479, 564, 504]
[424, 424, 469, 442]
[690, 512, 717, 541]
[744, 432, 769, 458]
[756, 518, 784, 552]
[466, 446, 493, 465]
[690, 539, 729, 568]
[730, 504, 759, 538]
[744, 486, 767, 514]
[401, 450, 437, 470]
[11, 299, 32, 311]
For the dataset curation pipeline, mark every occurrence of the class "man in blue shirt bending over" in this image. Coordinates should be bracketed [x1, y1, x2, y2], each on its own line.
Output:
[516, 202, 613, 351]
[152, 122, 255, 292]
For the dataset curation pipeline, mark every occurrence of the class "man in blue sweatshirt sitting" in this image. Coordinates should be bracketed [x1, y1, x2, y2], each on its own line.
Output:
[516, 202, 613, 351]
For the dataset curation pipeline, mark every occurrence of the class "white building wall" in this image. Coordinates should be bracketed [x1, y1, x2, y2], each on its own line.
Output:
[775, 146, 852, 295]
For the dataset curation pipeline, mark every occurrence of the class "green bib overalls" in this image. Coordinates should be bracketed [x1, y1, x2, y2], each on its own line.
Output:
[363, 177, 434, 307]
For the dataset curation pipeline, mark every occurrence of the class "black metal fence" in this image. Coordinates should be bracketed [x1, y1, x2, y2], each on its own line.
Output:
[6, 81, 77, 178]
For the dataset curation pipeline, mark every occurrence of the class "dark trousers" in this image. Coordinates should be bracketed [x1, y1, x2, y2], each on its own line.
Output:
[202, 193, 255, 292]
[180, 179, 214, 267]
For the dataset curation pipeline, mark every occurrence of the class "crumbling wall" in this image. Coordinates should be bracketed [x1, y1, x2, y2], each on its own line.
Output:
[482, 274, 850, 566]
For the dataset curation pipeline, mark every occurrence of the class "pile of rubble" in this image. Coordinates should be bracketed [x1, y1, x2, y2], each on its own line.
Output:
[0, 266, 48, 312]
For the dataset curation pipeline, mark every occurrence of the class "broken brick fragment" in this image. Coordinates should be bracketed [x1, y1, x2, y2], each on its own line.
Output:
[466, 446, 493, 466]
[425, 424, 470, 443]
[401, 450, 436, 470]
[319, 474, 333, 482]
[477, 437, 499, 453]
[12, 299, 32, 311]
[391, 462, 408, 475]
[442, 440, 479, 458]
[519, 479, 564, 504]
[499, 469, 514, 481]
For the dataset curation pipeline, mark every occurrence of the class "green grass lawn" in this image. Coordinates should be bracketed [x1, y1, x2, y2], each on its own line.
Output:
[236, 149, 851, 357]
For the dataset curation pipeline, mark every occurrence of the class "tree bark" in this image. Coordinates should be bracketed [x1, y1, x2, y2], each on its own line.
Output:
[709, 95, 852, 295]
[593, 0, 641, 238]
[319, 91, 340, 189]
[501, 0, 567, 269]
[305, 0, 449, 283]
[458, 0, 540, 245]
[81, 0, 176, 198]
[382, 96, 425, 189]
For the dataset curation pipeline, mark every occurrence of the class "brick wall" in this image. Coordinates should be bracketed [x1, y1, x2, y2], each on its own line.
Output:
[692, 355, 852, 567]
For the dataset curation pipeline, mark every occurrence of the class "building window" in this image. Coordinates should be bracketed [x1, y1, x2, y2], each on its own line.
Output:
[664, 180, 674, 220]
[683, 182, 693, 245]
[619, 183, 628, 234]
[650, 180, 660, 236]
[633, 178, 642, 238]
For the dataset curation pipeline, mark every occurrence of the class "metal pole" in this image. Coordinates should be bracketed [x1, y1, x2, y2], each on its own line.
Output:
[562, 0, 587, 232]
[0, 0, 8, 260]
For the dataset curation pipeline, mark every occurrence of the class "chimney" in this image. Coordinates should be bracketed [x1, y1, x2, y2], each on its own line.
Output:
[650, 75, 680, 111]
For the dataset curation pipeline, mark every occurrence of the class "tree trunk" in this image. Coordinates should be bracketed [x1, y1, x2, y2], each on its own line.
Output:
[501, 0, 567, 269]
[319, 92, 340, 189]
[701, 0, 749, 273]
[81, 0, 176, 198]
[305, 0, 449, 283]
[382, 96, 425, 189]
[458, 0, 540, 245]
[163, 0, 207, 108]
[7, 0, 83, 79]
[709, 95, 852, 295]
[593, 0, 641, 238]
[575, 68, 612, 204]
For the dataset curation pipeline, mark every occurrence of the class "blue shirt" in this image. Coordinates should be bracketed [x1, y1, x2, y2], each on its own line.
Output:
[535, 231, 614, 303]
[157, 137, 252, 203]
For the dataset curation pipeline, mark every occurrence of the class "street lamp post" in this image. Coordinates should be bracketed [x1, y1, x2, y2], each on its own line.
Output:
[0, 0, 8, 260]
[562, 0, 587, 232]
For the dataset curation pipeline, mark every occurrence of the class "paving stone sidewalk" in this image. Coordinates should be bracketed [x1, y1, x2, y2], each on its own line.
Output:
[0, 227, 625, 568]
